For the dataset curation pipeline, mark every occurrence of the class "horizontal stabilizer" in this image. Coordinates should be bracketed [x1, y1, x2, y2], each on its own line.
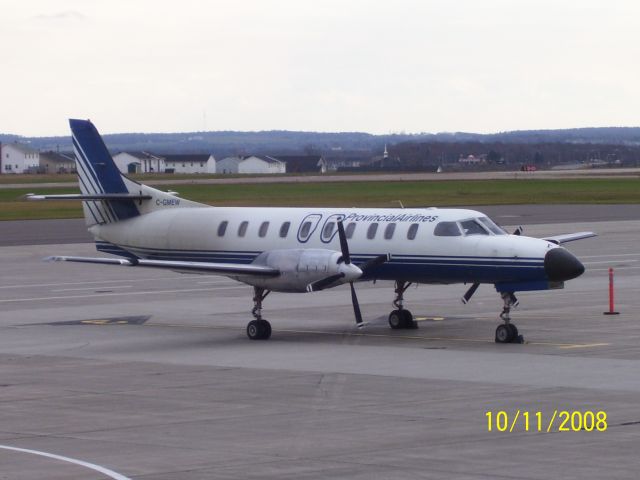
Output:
[542, 232, 597, 245]
[46, 256, 280, 276]
[25, 193, 152, 201]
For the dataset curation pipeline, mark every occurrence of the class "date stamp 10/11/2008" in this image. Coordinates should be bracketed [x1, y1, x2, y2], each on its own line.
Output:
[485, 410, 608, 433]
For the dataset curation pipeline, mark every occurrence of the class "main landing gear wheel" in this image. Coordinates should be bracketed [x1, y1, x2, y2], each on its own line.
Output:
[247, 319, 272, 340]
[495, 324, 513, 343]
[388, 281, 418, 330]
[388, 309, 418, 329]
[247, 286, 272, 340]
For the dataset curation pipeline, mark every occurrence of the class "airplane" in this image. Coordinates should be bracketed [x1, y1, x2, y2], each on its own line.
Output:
[28, 119, 596, 343]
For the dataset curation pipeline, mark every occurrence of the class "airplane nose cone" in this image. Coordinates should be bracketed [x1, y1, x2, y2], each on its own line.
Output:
[544, 248, 585, 281]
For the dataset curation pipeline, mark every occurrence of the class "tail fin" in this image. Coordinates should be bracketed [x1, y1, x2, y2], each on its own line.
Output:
[69, 119, 203, 227]
[70, 119, 140, 225]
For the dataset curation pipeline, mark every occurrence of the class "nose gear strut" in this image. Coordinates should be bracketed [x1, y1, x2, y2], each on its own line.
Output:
[495, 292, 523, 344]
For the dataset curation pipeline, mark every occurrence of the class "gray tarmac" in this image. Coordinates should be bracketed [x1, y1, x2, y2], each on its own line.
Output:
[1, 211, 640, 478]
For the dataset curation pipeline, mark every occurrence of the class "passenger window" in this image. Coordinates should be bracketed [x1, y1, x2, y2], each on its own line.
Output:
[297, 213, 322, 243]
[238, 221, 249, 237]
[345, 223, 356, 239]
[367, 223, 379, 240]
[300, 221, 312, 237]
[217, 221, 228, 237]
[279, 221, 290, 238]
[434, 221, 462, 237]
[384, 223, 396, 240]
[460, 219, 489, 236]
[407, 223, 419, 240]
[259, 221, 269, 237]
[322, 221, 335, 239]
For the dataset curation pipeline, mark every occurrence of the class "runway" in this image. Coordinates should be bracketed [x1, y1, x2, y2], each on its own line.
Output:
[1, 213, 640, 478]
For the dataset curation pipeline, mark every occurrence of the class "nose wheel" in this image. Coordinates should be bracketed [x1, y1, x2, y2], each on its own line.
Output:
[495, 292, 523, 344]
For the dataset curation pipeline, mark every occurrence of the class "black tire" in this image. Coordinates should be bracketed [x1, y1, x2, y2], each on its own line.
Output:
[507, 324, 518, 341]
[259, 319, 272, 340]
[247, 320, 261, 340]
[401, 310, 418, 329]
[247, 320, 271, 340]
[388, 310, 403, 329]
[495, 324, 514, 343]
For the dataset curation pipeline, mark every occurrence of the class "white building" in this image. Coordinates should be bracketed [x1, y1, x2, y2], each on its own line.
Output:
[162, 154, 216, 174]
[112, 151, 165, 174]
[39, 151, 76, 174]
[1, 143, 40, 174]
[239, 155, 285, 174]
[218, 155, 286, 174]
[217, 156, 242, 174]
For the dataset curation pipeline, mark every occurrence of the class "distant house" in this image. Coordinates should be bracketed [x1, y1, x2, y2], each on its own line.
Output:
[217, 155, 286, 174]
[1, 142, 40, 174]
[274, 155, 327, 174]
[458, 154, 485, 164]
[239, 155, 285, 174]
[39, 151, 76, 174]
[112, 151, 165, 174]
[162, 154, 216, 174]
[325, 156, 369, 171]
[217, 156, 242, 174]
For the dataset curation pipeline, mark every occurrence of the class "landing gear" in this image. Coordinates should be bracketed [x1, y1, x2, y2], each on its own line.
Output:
[247, 319, 272, 340]
[247, 287, 272, 340]
[495, 292, 523, 344]
[388, 281, 418, 329]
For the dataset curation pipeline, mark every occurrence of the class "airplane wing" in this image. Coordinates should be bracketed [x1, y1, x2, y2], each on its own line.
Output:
[45, 256, 280, 276]
[542, 232, 597, 245]
[25, 194, 152, 201]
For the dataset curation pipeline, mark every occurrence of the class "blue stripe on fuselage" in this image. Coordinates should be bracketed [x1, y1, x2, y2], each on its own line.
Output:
[95, 242, 545, 284]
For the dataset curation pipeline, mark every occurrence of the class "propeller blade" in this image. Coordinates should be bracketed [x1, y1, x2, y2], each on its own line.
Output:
[358, 253, 391, 273]
[306, 273, 345, 292]
[461, 282, 480, 304]
[336, 220, 351, 264]
[513, 226, 523, 236]
[350, 282, 364, 327]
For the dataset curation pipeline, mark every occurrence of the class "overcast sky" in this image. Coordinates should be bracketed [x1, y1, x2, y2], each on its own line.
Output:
[3, 0, 639, 136]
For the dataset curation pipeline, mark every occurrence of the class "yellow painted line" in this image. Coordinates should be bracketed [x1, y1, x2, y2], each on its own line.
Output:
[557, 343, 610, 349]
[415, 316, 445, 322]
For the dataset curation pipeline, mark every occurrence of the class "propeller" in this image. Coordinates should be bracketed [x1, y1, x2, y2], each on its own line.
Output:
[461, 282, 480, 304]
[307, 220, 390, 328]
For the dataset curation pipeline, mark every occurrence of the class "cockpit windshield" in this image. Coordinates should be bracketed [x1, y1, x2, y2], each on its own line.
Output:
[460, 219, 489, 236]
[434, 221, 462, 236]
[477, 217, 507, 235]
[434, 216, 507, 237]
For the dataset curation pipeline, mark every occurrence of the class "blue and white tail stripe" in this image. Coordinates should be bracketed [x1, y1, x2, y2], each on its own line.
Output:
[69, 119, 140, 225]
[72, 135, 117, 224]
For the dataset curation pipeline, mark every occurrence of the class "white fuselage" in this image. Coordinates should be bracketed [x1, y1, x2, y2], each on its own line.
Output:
[92, 205, 556, 290]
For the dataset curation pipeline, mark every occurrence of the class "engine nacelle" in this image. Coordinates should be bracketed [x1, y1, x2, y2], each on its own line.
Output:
[235, 249, 353, 292]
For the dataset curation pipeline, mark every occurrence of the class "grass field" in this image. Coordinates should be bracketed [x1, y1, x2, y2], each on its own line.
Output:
[0, 178, 638, 221]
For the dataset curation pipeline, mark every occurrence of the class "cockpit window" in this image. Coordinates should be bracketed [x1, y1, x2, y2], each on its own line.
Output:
[477, 216, 506, 235]
[460, 219, 489, 236]
[434, 221, 462, 237]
